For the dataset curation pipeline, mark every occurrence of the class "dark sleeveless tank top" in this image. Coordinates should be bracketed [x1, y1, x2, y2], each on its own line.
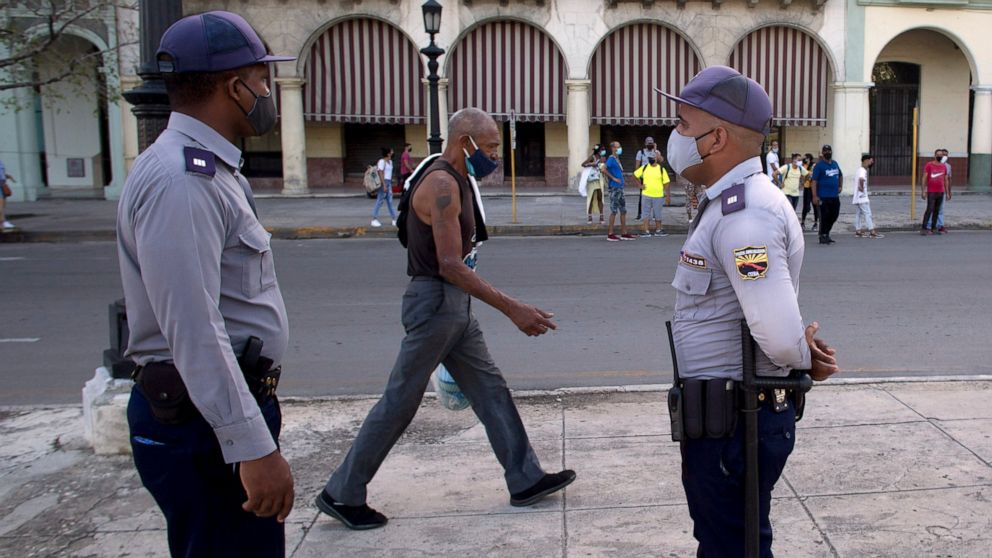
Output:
[406, 159, 476, 278]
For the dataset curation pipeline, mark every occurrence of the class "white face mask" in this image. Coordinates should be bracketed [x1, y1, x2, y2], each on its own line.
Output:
[940, 155, 948, 163]
[667, 128, 714, 175]
[772, 147, 779, 153]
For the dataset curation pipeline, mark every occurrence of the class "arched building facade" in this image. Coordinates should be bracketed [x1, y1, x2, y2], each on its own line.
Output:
[7, 0, 980, 200]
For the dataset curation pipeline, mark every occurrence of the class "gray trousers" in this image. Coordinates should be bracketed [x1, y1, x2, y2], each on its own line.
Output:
[325, 277, 546, 505]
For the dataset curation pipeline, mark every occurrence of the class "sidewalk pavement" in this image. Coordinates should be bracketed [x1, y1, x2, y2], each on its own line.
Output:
[2, 187, 990, 242]
[1, 379, 990, 557]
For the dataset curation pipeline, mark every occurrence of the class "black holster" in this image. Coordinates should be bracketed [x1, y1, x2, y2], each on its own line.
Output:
[672, 378, 739, 440]
[133, 361, 196, 425]
[133, 337, 280, 426]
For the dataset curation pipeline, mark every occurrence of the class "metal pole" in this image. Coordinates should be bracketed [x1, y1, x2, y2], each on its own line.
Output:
[510, 110, 517, 223]
[741, 322, 760, 558]
[422, 37, 445, 155]
[911, 103, 919, 221]
[121, 0, 182, 153]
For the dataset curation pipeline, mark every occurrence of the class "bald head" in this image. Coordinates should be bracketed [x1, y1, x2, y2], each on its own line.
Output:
[442, 107, 501, 175]
[449, 107, 498, 139]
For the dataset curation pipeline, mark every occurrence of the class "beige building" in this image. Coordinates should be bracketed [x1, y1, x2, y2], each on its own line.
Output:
[3, 0, 991, 200]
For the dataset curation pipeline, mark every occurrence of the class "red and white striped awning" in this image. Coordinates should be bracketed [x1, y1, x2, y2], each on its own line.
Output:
[302, 18, 424, 124]
[729, 26, 831, 127]
[447, 21, 565, 122]
[591, 23, 701, 126]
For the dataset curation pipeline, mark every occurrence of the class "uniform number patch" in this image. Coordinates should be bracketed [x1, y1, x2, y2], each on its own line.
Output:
[733, 245, 768, 280]
[680, 251, 707, 269]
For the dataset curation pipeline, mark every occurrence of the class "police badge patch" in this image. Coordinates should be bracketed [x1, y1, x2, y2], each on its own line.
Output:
[733, 245, 768, 280]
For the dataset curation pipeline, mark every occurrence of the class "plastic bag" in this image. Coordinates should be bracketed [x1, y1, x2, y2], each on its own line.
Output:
[431, 364, 471, 411]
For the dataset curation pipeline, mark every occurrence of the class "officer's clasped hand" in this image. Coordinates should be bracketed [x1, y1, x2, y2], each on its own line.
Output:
[804, 321, 839, 381]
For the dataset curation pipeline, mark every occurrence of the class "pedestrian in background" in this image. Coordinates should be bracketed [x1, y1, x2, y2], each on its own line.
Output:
[936, 148, 952, 233]
[0, 158, 15, 230]
[852, 154, 883, 239]
[633, 152, 670, 237]
[634, 136, 658, 220]
[582, 144, 605, 224]
[811, 144, 842, 244]
[773, 153, 806, 211]
[398, 142, 413, 193]
[800, 153, 818, 232]
[921, 149, 948, 235]
[602, 141, 636, 241]
[765, 139, 780, 184]
[116, 11, 295, 556]
[371, 147, 397, 227]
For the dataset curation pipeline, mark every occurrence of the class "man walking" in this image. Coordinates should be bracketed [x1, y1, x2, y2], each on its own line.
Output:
[602, 141, 636, 241]
[772, 153, 806, 211]
[658, 65, 839, 557]
[853, 154, 883, 238]
[399, 142, 414, 192]
[811, 145, 842, 244]
[921, 149, 948, 235]
[0, 158, 14, 230]
[116, 11, 295, 557]
[315, 108, 575, 530]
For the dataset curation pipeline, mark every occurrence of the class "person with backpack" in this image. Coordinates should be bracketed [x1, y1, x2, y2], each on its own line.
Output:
[371, 147, 397, 227]
[773, 153, 807, 211]
[314, 108, 575, 531]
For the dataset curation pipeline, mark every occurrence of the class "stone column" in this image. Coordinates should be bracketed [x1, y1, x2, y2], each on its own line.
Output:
[831, 82, 873, 183]
[276, 77, 308, 195]
[969, 86, 992, 192]
[565, 80, 592, 191]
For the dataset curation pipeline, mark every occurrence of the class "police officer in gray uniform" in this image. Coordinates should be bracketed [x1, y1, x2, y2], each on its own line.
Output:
[116, 11, 295, 557]
[657, 66, 839, 556]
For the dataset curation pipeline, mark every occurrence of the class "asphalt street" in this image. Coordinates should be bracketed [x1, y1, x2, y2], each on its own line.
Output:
[1, 231, 990, 405]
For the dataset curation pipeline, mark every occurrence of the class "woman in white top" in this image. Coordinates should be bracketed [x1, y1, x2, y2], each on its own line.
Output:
[852, 154, 883, 238]
[371, 147, 397, 227]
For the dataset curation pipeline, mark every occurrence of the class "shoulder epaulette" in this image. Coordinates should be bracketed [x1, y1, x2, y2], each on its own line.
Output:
[721, 182, 746, 215]
[183, 146, 216, 177]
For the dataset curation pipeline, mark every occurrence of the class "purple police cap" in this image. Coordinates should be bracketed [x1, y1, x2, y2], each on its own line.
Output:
[655, 65, 772, 135]
[156, 11, 294, 74]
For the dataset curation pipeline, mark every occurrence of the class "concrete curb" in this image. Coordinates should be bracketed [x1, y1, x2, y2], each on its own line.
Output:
[3, 223, 991, 243]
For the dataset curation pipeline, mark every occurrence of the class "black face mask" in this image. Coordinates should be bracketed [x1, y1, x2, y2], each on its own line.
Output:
[235, 79, 277, 136]
[823, 152, 833, 160]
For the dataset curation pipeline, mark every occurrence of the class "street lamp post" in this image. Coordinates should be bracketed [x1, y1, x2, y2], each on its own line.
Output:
[122, 0, 182, 152]
[421, 0, 444, 155]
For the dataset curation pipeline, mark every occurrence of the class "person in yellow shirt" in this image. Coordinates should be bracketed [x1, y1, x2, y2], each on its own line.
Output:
[633, 154, 670, 237]
[772, 153, 807, 212]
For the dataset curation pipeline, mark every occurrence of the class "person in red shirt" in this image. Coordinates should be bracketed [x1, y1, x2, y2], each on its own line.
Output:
[921, 150, 948, 235]
[397, 143, 414, 193]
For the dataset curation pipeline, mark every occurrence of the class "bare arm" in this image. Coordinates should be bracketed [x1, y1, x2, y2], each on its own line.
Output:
[418, 173, 556, 336]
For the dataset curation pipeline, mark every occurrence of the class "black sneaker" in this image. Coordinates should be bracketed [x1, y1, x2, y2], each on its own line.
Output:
[315, 490, 388, 530]
[826, 236, 836, 244]
[510, 470, 577, 507]
[811, 222, 818, 232]
[818, 235, 828, 245]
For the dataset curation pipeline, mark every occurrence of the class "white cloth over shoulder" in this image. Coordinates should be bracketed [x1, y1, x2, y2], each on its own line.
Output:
[578, 167, 592, 197]
[404, 153, 485, 223]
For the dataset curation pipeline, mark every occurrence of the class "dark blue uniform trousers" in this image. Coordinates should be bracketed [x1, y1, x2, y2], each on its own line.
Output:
[325, 277, 546, 505]
[681, 402, 796, 558]
[128, 386, 284, 558]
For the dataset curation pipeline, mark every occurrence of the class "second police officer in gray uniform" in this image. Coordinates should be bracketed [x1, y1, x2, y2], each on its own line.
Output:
[116, 11, 296, 557]
[657, 66, 840, 556]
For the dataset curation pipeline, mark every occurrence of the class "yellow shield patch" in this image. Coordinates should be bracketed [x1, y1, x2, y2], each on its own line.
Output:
[734, 245, 768, 280]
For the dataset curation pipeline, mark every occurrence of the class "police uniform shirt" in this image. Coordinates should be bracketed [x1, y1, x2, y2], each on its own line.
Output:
[117, 112, 289, 463]
[672, 157, 811, 381]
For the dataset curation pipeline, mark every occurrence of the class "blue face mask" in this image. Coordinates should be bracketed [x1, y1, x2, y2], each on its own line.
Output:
[616, 147, 623, 156]
[463, 136, 499, 178]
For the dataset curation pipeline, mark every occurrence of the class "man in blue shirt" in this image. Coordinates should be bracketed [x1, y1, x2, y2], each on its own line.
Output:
[601, 141, 636, 241]
[810, 144, 843, 245]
